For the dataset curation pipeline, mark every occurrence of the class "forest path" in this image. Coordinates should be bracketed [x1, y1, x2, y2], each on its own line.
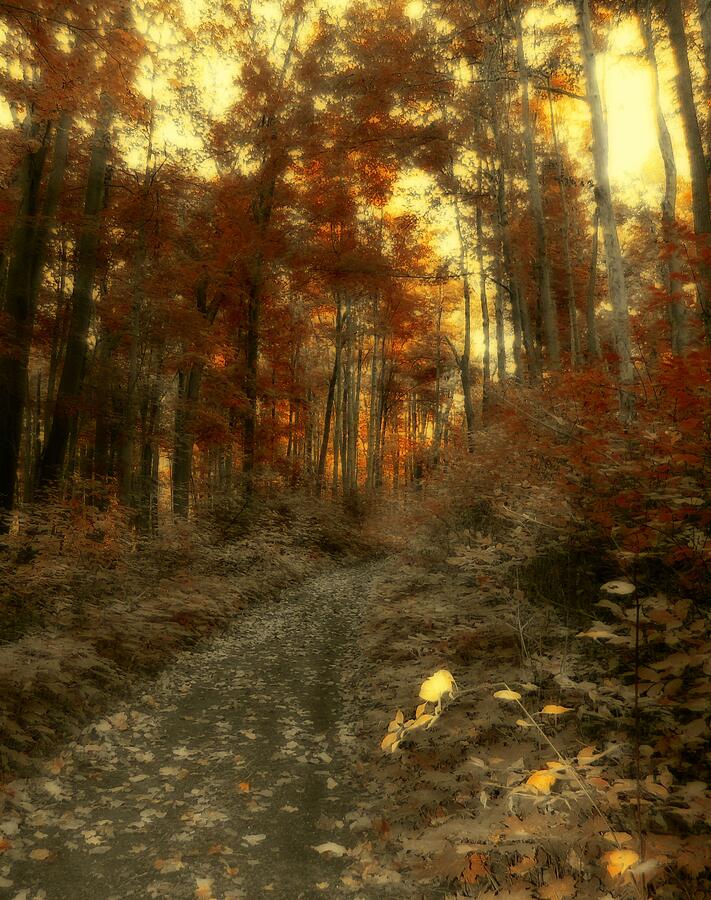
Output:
[2, 562, 386, 900]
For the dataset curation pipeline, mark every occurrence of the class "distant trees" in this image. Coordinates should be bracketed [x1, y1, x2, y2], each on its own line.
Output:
[0, 0, 709, 530]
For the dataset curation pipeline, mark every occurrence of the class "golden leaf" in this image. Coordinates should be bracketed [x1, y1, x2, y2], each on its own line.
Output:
[407, 713, 434, 731]
[525, 770, 557, 794]
[516, 718, 534, 727]
[419, 669, 456, 703]
[602, 831, 633, 845]
[381, 732, 400, 752]
[415, 702, 428, 718]
[195, 877, 214, 900]
[494, 689, 522, 701]
[541, 705, 574, 715]
[603, 848, 639, 877]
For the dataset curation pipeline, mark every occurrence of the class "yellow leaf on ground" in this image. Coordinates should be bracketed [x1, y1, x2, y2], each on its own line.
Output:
[406, 713, 434, 731]
[525, 770, 557, 794]
[381, 732, 400, 752]
[577, 745, 597, 765]
[604, 849, 640, 877]
[510, 855, 536, 875]
[602, 831, 633, 845]
[539, 875, 576, 899]
[541, 705, 574, 715]
[493, 689, 521, 701]
[238, 781, 250, 792]
[516, 718, 534, 727]
[154, 857, 184, 873]
[419, 670, 456, 703]
[195, 877, 214, 900]
[415, 702, 428, 718]
[29, 848, 51, 861]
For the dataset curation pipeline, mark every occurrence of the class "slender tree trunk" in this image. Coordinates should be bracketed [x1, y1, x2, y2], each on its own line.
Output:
[495, 166, 536, 377]
[316, 294, 342, 489]
[475, 164, 491, 410]
[586, 208, 602, 361]
[39, 96, 112, 486]
[453, 194, 476, 450]
[547, 83, 580, 366]
[641, 2, 686, 354]
[0, 124, 53, 524]
[332, 300, 343, 496]
[665, 0, 711, 344]
[697, 0, 711, 154]
[514, 11, 560, 369]
[576, 0, 635, 420]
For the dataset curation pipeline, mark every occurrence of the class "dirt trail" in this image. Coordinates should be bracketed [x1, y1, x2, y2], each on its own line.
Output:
[1, 563, 387, 900]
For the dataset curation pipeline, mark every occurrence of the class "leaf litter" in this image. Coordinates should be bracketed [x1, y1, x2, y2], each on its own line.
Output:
[0, 564, 393, 899]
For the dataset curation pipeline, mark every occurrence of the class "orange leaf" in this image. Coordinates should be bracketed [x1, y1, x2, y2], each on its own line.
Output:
[603, 848, 639, 877]
[461, 852, 488, 884]
[525, 770, 557, 794]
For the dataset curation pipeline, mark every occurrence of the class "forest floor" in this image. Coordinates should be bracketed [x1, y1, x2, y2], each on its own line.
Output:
[1, 493, 709, 899]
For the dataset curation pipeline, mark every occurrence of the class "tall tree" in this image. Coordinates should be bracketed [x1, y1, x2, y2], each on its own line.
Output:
[665, 0, 711, 344]
[574, 0, 635, 420]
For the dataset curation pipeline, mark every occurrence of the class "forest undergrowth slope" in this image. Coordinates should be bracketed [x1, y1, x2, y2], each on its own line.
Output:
[343, 468, 710, 899]
[0, 495, 379, 778]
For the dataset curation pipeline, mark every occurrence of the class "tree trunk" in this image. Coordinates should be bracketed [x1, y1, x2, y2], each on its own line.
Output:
[697, 0, 711, 155]
[585, 208, 602, 361]
[576, 0, 635, 420]
[547, 83, 581, 366]
[0, 124, 53, 523]
[453, 193, 476, 450]
[316, 293, 342, 489]
[39, 97, 112, 486]
[641, 2, 686, 354]
[475, 164, 491, 410]
[514, 11, 560, 369]
[665, 0, 711, 344]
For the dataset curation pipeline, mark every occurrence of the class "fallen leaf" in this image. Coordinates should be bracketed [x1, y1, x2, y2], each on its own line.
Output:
[419, 670, 456, 703]
[540, 705, 574, 715]
[154, 857, 184, 873]
[510, 855, 536, 875]
[602, 831, 633, 845]
[195, 877, 214, 899]
[238, 781, 250, 792]
[603, 848, 639, 877]
[381, 732, 399, 752]
[493, 689, 521, 701]
[525, 770, 557, 794]
[461, 852, 487, 884]
[313, 842, 348, 857]
[243, 834, 266, 846]
[29, 849, 51, 861]
[539, 875, 576, 899]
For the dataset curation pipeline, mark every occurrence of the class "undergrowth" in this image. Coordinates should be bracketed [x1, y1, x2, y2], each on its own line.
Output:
[0, 492, 380, 776]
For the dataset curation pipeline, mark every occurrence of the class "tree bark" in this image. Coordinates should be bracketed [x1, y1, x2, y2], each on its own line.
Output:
[585, 207, 602, 361]
[665, 0, 711, 344]
[641, 2, 686, 354]
[514, 10, 560, 369]
[575, 0, 635, 420]
[453, 193, 476, 451]
[547, 82, 580, 366]
[0, 122, 54, 523]
[475, 164, 491, 409]
[39, 98, 112, 486]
